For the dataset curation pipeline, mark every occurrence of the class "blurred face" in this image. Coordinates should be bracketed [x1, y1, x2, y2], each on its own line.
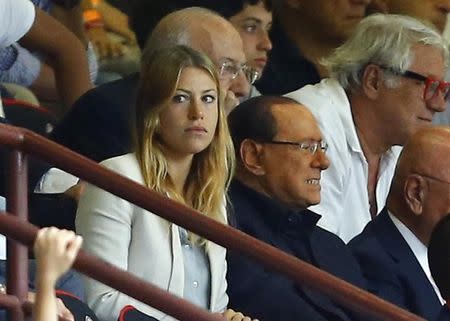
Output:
[158, 67, 219, 160]
[229, 1, 273, 76]
[297, 0, 371, 43]
[204, 21, 250, 112]
[377, 45, 447, 145]
[258, 104, 330, 209]
[385, 0, 450, 33]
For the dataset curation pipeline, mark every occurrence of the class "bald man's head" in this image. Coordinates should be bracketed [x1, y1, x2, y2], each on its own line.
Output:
[388, 126, 450, 245]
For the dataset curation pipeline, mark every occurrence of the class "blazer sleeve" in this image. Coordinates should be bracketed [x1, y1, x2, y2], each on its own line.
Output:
[76, 181, 138, 321]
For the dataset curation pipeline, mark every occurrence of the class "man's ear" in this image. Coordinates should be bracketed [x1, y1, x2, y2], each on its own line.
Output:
[361, 64, 384, 99]
[404, 175, 426, 216]
[240, 139, 266, 176]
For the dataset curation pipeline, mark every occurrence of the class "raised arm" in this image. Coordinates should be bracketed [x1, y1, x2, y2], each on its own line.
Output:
[19, 6, 93, 112]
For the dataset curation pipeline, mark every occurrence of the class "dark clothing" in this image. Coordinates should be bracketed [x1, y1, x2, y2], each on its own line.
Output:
[348, 208, 443, 321]
[436, 305, 450, 321]
[0, 110, 77, 231]
[255, 21, 321, 95]
[51, 73, 139, 162]
[227, 179, 368, 321]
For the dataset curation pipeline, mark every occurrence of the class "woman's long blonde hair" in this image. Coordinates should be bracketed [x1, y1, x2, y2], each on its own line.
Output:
[134, 45, 235, 240]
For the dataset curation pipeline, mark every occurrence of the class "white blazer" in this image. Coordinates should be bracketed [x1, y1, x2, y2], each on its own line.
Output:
[76, 153, 228, 321]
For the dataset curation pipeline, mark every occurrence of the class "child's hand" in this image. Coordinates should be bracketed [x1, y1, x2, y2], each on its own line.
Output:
[222, 308, 259, 321]
[33, 227, 83, 285]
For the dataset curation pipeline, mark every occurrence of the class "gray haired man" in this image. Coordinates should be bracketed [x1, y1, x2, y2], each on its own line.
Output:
[286, 14, 449, 242]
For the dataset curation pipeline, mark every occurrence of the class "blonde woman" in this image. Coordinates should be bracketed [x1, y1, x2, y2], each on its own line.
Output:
[76, 46, 254, 321]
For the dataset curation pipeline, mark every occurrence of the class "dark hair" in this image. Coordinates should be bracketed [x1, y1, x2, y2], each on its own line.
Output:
[428, 213, 450, 300]
[129, 0, 271, 49]
[190, 0, 271, 19]
[227, 95, 297, 154]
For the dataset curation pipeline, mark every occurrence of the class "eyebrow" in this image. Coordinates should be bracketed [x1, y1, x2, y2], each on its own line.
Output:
[220, 58, 248, 68]
[242, 17, 262, 24]
[176, 88, 217, 94]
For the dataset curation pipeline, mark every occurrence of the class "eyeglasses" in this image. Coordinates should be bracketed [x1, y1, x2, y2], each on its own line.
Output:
[219, 60, 260, 85]
[265, 140, 328, 154]
[381, 66, 450, 101]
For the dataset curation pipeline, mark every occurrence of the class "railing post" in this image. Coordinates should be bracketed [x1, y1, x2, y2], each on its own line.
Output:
[6, 150, 28, 321]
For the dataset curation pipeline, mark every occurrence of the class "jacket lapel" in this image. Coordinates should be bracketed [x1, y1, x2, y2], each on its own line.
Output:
[167, 223, 184, 295]
[373, 209, 442, 317]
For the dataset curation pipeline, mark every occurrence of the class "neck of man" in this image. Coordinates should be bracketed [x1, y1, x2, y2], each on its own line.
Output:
[235, 169, 307, 212]
[351, 94, 393, 159]
[386, 196, 429, 246]
[235, 168, 268, 197]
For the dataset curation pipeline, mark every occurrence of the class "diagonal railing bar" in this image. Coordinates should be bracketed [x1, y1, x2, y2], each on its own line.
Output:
[0, 124, 426, 321]
[0, 213, 225, 321]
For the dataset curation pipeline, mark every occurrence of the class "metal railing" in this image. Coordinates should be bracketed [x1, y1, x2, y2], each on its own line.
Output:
[0, 124, 426, 321]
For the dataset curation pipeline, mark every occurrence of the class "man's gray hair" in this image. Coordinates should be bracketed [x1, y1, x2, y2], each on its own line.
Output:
[141, 7, 222, 64]
[322, 14, 449, 91]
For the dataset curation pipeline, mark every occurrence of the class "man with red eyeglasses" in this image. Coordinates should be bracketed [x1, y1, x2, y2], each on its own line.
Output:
[366, 0, 450, 126]
[286, 14, 449, 243]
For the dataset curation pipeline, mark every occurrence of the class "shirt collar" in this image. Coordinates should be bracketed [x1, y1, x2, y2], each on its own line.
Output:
[388, 210, 445, 304]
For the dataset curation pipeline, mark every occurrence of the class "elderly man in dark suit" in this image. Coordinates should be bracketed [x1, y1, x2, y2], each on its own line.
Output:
[226, 95, 370, 321]
[349, 126, 450, 321]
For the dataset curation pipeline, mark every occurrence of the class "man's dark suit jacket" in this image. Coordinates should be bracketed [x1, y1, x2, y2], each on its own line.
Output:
[227, 179, 369, 321]
[436, 305, 450, 321]
[348, 208, 443, 321]
[51, 73, 139, 162]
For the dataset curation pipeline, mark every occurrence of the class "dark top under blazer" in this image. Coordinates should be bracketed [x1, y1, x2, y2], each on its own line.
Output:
[227, 179, 369, 321]
[348, 208, 443, 321]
